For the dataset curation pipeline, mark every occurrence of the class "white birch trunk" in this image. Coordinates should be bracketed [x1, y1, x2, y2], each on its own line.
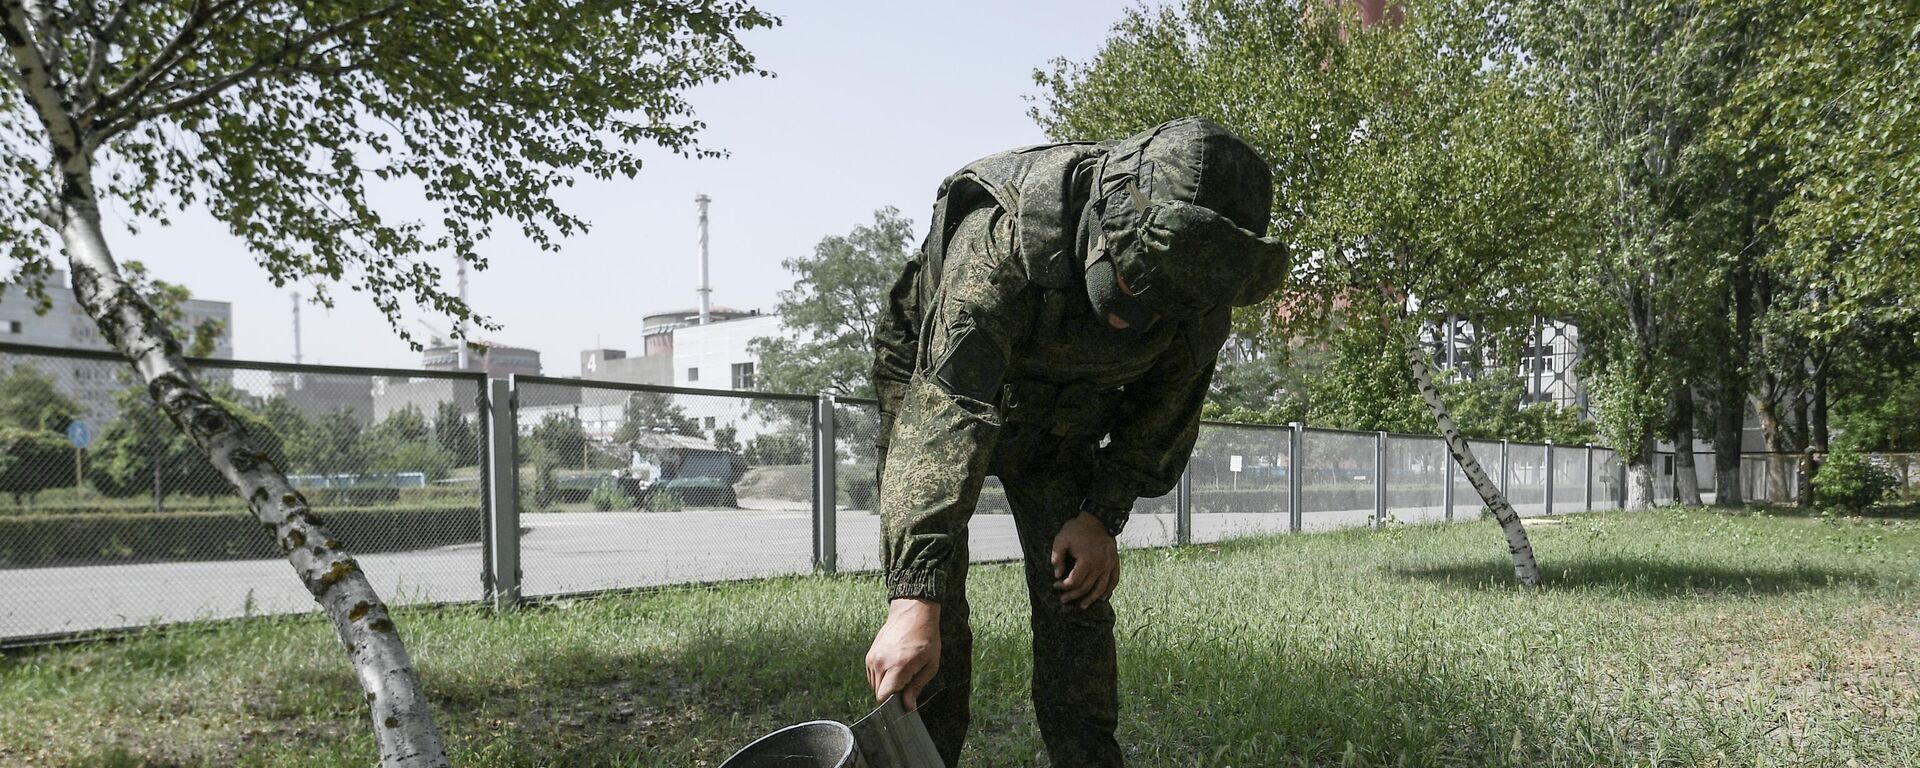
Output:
[60, 200, 451, 767]
[4, 5, 449, 764]
[1623, 436, 1655, 509]
[1673, 448, 1702, 506]
[1405, 334, 1541, 586]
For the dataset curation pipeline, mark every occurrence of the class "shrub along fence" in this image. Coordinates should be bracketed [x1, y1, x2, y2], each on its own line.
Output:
[0, 341, 1809, 646]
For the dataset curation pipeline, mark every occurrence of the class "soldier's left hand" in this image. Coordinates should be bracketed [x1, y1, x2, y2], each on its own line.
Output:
[1052, 512, 1120, 609]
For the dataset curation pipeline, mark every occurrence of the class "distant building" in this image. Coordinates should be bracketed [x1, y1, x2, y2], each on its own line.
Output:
[560, 308, 787, 443]
[578, 306, 761, 389]
[580, 347, 670, 389]
[423, 339, 541, 377]
[364, 337, 544, 426]
[671, 312, 784, 437]
[0, 270, 233, 425]
[1426, 316, 1586, 412]
[271, 370, 378, 425]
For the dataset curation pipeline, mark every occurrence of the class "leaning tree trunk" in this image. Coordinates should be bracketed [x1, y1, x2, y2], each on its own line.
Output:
[60, 182, 451, 767]
[1405, 334, 1541, 585]
[1, 9, 451, 756]
[60, 188, 450, 767]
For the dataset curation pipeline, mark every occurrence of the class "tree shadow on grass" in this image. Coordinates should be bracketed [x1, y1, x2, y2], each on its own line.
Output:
[1389, 554, 1877, 596]
[420, 615, 886, 765]
[411, 614, 1690, 767]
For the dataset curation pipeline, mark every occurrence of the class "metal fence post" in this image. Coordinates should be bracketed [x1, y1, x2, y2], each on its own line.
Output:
[1584, 444, 1595, 512]
[1175, 465, 1193, 546]
[1618, 458, 1628, 509]
[1374, 431, 1388, 527]
[1288, 422, 1304, 533]
[1442, 439, 1455, 522]
[1544, 441, 1555, 517]
[815, 394, 837, 574]
[1499, 439, 1510, 496]
[485, 376, 520, 610]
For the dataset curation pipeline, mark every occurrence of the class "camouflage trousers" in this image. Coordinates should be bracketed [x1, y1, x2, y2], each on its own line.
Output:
[917, 422, 1123, 768]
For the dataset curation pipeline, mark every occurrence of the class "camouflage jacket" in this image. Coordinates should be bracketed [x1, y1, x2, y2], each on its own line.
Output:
[872, 143, 1232, 602]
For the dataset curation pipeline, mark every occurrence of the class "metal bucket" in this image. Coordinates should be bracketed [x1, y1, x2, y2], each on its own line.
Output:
[719, 720, 866, 768]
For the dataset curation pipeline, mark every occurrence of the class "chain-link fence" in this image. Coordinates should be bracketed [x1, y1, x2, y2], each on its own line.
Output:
[507, 376, 818, 597]
[0, 342, 486, 642]
[10, 340, 1876, 645]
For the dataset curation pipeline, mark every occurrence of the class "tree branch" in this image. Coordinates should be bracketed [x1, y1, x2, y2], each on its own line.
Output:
[98, 2, 399, 141]
[77, 0, 137, 107]
[1, 0, 85, 175]
[89, 0, 250, 125]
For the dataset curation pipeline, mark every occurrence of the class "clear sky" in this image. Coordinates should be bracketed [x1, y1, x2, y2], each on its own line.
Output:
[111, 1, 1144, 371]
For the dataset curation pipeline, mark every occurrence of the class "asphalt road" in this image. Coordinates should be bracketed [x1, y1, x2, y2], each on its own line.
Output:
[1, 494, 1608, 641]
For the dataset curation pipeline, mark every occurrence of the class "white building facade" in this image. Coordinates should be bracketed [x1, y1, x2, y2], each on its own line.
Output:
[0, 270, 233, 424]
[668, 313, 787, 441]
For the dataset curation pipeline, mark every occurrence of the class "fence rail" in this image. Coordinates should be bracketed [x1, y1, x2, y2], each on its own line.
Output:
[0, 345, 1826, 645]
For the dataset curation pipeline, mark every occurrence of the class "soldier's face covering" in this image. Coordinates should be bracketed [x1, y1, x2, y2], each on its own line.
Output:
[1084, 254, 1157, 331]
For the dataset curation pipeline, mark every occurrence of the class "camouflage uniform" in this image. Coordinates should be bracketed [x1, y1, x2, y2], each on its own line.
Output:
[872, 118, 1286, 767]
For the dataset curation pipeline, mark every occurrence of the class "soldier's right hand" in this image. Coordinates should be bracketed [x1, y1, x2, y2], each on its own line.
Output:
[866, 598, 942, 711]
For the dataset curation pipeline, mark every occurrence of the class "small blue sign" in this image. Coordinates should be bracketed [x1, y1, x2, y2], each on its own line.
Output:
[67, 420, 91, 449]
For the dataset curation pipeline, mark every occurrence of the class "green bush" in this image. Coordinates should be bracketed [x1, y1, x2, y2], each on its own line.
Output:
[840, 473, 876, 509]
[589, 476, 629, 511]
[649, 477, 736, 508]
[645, 489, 686, 513]
[743, 432, 808, 466]
[1814, 448, 1898, 515]
[0, 426, 77, 504]
[0, 505, 482, 567]
[87, 389, 289, 499]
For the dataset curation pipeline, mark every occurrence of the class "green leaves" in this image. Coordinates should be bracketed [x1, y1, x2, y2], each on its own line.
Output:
[1040, 0, 1595, 340]
[749, 207, 916, 399]
[1039, 0, 1599, 436]
[1711, 0, 1920, 339]
[3, 0, 777, 348]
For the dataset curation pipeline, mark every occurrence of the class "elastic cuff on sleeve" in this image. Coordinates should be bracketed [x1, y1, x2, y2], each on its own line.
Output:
[885, 567, 946, 603]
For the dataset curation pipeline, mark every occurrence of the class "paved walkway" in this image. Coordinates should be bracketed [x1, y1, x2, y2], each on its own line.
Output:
[1, 493, 1619, 641]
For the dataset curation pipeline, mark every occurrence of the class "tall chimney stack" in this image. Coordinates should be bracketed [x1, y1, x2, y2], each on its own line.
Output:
[291, 291, 303, 364]
[695, 193, 712, 325]
[456, 260, 471, 370]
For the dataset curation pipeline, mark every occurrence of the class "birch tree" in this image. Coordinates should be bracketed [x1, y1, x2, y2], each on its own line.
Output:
[1036, 0, 1599, 584]
[0, 1, 773, 764]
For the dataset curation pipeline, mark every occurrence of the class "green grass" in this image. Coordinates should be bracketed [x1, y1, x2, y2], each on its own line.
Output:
[4, 506, 1919, 766]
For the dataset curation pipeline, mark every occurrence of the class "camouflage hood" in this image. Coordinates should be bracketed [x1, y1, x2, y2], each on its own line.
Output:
[1082, 117, 1291, 323]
